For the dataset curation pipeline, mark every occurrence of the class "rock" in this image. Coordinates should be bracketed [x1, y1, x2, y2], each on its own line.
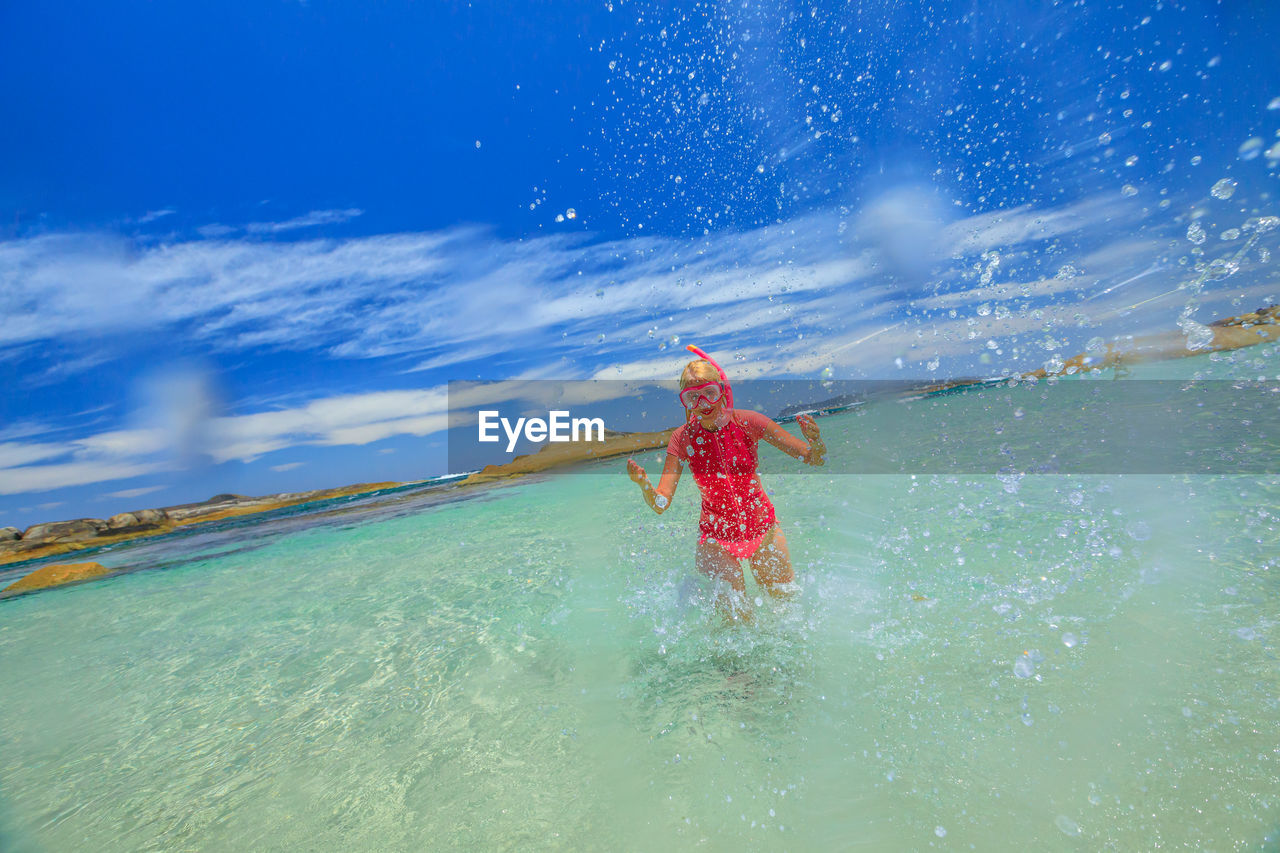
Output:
[134, 509, 168, 524]
[21, 519, 109, 544]
[107, 512, 140, 529]
[0, 527, 19, 541]
[462, 429, 676, 485]
[0, 539, 53, 557]
[3, 561, 111, 594]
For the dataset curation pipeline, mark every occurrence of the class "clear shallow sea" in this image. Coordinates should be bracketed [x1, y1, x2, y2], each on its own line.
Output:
[2, 349, 1278, 851]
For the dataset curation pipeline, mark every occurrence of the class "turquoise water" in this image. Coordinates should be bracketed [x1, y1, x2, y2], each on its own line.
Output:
[2, 351, 1278, 851]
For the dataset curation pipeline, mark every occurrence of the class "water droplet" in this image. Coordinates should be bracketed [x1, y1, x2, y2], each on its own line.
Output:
[555, 214, 565, 223]
[1178, 317, 1214, 351]
[1220, 228, 1240, 241]
[566, 208, 577, 220]
[1126, 521, 1152, 541]
[1211, 178, 1238, 200]
[1268, 97, 1280, 111]
[1055, 815, 1081, 837]
[1186, 222, 1207, 245]
[1121, 184, 1138, 197]
[935, 826, 947, 838]
[977, 303, 992, 316]
[1238, 137, 1264, 161]
[1062, 632, 1078, 648]
[1125, 155, 1139, 167]
[1013, 655, 1035, 678]
[1098, 132, 1112, 146]
[1234, 626, 1257, 641]
[474, 140, 482, 149]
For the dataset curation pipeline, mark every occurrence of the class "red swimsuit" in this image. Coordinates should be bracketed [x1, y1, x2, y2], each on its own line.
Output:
[666, 409, 777, 559]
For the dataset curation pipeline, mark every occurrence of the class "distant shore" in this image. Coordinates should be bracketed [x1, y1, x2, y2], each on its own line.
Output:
[4, 304, 1277, 595]
[0, 482, 406, 570]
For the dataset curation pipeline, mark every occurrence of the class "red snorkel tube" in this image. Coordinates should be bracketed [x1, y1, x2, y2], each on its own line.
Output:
[685, 344, 734, 411]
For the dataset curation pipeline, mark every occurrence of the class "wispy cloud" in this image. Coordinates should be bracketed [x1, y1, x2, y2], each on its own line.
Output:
[0, 386, 451, 495]
[244, 208, 364, 234]
[0, 460, 167, 496]
[136, 208, 176, 224]
[0, 421, 62, 443]
[270, 462, 305, 472]
[0, 195, 1181, 369]
[210, 388, 451, 463]
[7, 189, 1243, 385]
[101, 485, 167, 500]
[193, 209, 365, 240]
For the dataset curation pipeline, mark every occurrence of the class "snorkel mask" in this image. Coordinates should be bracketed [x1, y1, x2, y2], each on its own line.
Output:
[684, 344, 734, 417]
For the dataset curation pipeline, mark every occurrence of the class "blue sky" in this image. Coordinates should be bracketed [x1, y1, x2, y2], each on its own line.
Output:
[2, 0, 1279, 526]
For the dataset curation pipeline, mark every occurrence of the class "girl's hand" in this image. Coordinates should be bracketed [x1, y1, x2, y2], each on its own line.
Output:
[796, 414, 821, 442]
[626, 458, 648, 485]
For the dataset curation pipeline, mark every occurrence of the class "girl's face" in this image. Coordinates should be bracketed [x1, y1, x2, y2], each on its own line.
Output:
[680, 381, 724, 419]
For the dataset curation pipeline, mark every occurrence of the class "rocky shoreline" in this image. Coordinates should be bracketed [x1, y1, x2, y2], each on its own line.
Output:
[5, 304, 1278, 597]
[462, 428, 676, 486]
[0, 482, 403, 571]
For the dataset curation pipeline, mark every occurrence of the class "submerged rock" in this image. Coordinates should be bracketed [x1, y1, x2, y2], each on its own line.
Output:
[3, 561, 111, 594]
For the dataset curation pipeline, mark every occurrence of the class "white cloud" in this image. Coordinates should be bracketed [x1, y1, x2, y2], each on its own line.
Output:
[102, 485, 167, 500]
[0, 441, 71, 469]
[0, 386, 454, 495]
[207, 388, 451, 463]
[0, 460, 166, 496]
[0, 192, 1219, 384]
[270, 462, 305, 472]
[137, 209, 176, 224]
[244, 208, 364, 234]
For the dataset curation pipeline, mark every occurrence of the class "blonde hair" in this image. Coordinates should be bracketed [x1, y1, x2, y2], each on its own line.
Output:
[679, 359, 722, 389]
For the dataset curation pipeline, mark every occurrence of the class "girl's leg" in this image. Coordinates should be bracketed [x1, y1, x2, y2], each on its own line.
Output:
[748, 525, 796, 597]
[695, 538, 750, 621]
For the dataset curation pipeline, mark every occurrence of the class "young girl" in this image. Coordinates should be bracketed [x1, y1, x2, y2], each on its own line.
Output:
[626, 345, 826, 619]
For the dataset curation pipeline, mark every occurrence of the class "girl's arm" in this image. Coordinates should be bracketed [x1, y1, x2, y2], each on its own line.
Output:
[627, 454, 683, 513]
[756, 412, 827, 466]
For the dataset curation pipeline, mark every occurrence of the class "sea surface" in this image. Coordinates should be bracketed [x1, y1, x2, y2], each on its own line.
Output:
[2, 347, 1278, 851]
